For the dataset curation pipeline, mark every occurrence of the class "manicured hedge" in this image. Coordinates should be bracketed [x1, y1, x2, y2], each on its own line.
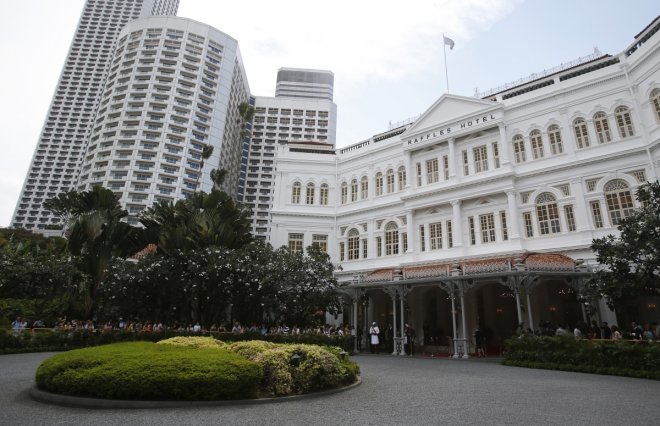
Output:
[1, 329, 354, 354]
[35, 342, 262, 400]
[503, 336, 660, 380]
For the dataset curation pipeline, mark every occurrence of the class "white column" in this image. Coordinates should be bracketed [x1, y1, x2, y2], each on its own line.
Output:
[570, 178, 590, 231]
[399, 290, 406, 355]
[460, 290, 469, 359]
[353, 299, 359, 352]
[506, 191, 521, 239]
[391, 292, 398, 355]
[450, 290, 459, 358]
[424, 223, 430, 252]
[406, 211, 414, 253]
[447, 138, 457, 179]
[451, 199, 463, 247]
[498, 123, 511, 165]
[515, 290, 523, 327]
[526, 291, 534, 331]
[404, 151, 413, 188]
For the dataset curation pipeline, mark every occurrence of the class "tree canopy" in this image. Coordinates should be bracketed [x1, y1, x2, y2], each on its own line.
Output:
[586, 180, 660, 313]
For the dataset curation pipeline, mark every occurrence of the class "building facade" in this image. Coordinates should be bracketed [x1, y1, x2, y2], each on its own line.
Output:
[11, 0, 180, 233]
[245, 68, 337, 238]
[75, 16, 250, 222]
[270, 18, 660, 354]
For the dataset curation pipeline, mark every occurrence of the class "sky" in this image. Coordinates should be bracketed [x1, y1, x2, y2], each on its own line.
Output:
[0, 0, 658, 227]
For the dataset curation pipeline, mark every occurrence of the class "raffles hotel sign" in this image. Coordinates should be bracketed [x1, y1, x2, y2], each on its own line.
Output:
[405, 113, 499, 146]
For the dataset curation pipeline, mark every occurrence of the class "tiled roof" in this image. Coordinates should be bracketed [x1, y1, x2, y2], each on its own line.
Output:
[362, 269, 394, 282]
[403, 263, 451, 279]
[524, 253, 575, 272]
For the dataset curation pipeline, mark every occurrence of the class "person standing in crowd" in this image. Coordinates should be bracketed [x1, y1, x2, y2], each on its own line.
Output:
[601, 322, 612, 339]
[474, 327, 486, 357]
[369, 322, 380, 354]
[404, 323, 416, 356]
[611, 325, 622, 340]
[631, 321, 643, 340]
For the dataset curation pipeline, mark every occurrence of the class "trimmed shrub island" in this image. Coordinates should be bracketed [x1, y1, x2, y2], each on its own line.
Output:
[35, 337, 359, 401]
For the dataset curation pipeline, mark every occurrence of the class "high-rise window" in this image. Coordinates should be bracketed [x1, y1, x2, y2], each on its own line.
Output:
[500, 211, 508, 241]
[362, 239, 368, 259]
[593, 112, 611, 143]
[419, 225, 426, 251]
[513, 135, 526, 163]
[361, 176, 368, 199]
[473, 145, 488, 173]
[376, 236, 382, 257]
[426, 159, 439, 184]
[573, 118, 590, 149]
[462, 150, 469, 175]
[386, 169, 395, 193]
[536, 193, 561, 235]
[416, 163, 422, 186]
[288, 233, 303, 252]
[375, 172, 383, 195]
[564, 206, 576, 232]
[291, 182, 301, 203]
[530, 130, 544, 159]
[548, 125, 563, 155]
[447, 220, 453, 248]
[468, 217, 476, 245]
[341, 182, 347, 204]
[312, 234, 327, 252]
[480, 213, 496, 243]
[492, 143, 500, 168]
[348, 229, 360, 260]
[523, 212, 534, 237]
[590, 201, 604, 228]
[443, 155, 449, 179]
[397, 166, 406, 191]
[604, 179, 634, 225]
[429, 222, 442, 250]
[651, 89, 660, 122]
[385, 222, 399, 255]
[351, 179, 358, 202]
[306, 182, 315, 204]
[319, 183, 328, 205]
[615, 106, 634, 138]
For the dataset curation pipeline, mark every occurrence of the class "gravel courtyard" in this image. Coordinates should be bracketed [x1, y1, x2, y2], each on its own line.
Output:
[2, 352, 659, 425]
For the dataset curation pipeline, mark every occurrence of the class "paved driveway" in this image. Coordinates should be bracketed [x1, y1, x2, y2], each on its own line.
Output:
[2, 352, 659, 425]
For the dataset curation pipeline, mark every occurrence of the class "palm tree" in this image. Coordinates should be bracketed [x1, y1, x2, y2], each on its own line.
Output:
[44, 186, 145, 317]
[140, 168, 252, 255]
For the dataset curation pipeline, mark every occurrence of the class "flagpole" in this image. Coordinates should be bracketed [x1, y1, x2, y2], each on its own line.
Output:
[443, 33, 449, 93]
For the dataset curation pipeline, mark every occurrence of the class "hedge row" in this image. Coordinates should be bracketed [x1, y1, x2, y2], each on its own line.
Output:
[503, 336, 660, 380]
[0, 329, 354, 354]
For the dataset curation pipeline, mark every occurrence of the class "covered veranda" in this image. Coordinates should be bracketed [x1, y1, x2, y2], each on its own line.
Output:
[337, 253, 594, 358]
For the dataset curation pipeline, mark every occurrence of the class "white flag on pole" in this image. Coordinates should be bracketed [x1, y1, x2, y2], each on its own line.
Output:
[443, 36, 455, 50]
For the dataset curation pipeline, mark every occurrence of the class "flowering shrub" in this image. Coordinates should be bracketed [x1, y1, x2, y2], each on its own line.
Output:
[156, 336, 226, 349]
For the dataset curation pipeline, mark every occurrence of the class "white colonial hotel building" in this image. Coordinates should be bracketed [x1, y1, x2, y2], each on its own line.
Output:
[269, 18, 660, 355]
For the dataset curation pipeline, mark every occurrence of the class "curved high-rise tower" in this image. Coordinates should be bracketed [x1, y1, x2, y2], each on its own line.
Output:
[75, 16, 250, 223]
[11, 0, 180, 233]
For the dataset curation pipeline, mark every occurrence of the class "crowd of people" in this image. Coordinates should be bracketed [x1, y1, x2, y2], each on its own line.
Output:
[522, 319, 660, 342]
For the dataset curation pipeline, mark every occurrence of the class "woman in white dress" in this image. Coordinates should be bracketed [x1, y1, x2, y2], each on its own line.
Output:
[369, 322, 380, 354]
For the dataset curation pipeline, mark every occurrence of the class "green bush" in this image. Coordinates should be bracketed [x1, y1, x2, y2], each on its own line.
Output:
[226, 341, 359, 397]
[157, 336, 227, 349]
[503, 336, 660, 379]
[35, 342, 262, 400]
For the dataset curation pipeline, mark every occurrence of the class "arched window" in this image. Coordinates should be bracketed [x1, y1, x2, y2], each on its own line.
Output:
[530, 130, 544, 159]
[573, 118, 590, 149]
[306, 182, 315, 205]
[291, 182, 301, 204]
[513, 134, 526, 163]
[548, 125, 563, 155]
[350, 179, 358, 202]
[385, 222, 399, 255]
[398, 166, 406, 190]
[535, 192, 561, 235]
[604, 179, 634, 225]
[386, 169, 395, 193]
[360, 176, 369, 199]
[347, 228, 360, 260]
[593, 112, 611, 144]
[319, 183, 329, 205]
[651, 89, 660, 122]
[615, 106, 634, 138]
[340, 182, 347, 204]
[375, 172, 383, 196]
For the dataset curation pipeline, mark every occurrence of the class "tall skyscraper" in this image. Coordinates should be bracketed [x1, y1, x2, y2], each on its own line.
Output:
[75, 16, 250, 223]
[11, 0, 180, 233]
[244, 68, 337, 239]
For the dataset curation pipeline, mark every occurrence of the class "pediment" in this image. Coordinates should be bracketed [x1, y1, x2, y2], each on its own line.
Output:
[403, 94, 501, 138]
